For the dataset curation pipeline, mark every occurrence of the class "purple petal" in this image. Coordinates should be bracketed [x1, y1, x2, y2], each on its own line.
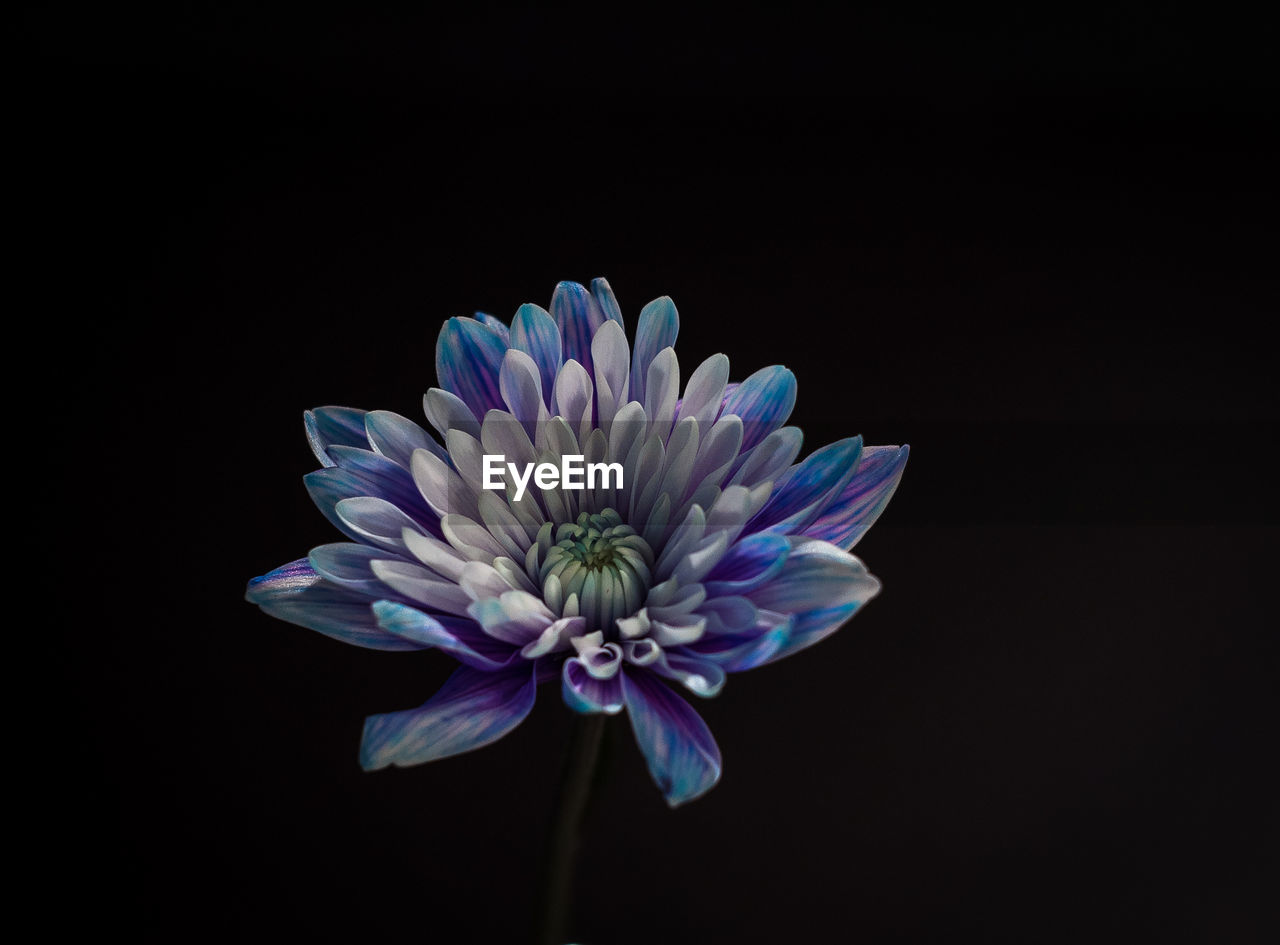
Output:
[650, 649, 726, 697]
[245, 559, 422, 651]
[435, 316, 509, 417]
[704, 532, 792, 597]
[562, 658, 625, 714]
[720, 365, 796, 452]
[551, 281, 607, 380]
[680, 616, 792, 671]
[360, 663, 538, 769]
[304, 406, 370, 467]
[747, 436, 864, 535]
[371, 600, 518, 670]
[801, 445, 910, 549]
[622, 668, 722, 807]
[327, 445, 435, 522]
[760, 601, 863, 664]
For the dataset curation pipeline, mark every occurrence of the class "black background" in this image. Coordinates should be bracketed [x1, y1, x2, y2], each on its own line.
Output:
[35, 6, 1277, 944]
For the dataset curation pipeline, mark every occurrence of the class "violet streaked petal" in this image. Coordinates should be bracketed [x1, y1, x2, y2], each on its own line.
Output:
[360, 663, 538, 770]
[802, 445, 910, 550]
[245, 560, 421, 651]
[509, 302, 562, 403]
[704, 532, 791, 596]
[720, 364, 797, 451]
[551, 280, 607, 379]
[435, 317, 508, 417]
[622, 668, 722, 808]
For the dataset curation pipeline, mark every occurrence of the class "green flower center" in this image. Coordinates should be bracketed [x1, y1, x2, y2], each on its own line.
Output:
[539, 508, 654, 632]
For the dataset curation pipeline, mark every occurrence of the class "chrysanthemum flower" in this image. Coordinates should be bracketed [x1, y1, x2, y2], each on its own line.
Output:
[246, 279, 908, 806]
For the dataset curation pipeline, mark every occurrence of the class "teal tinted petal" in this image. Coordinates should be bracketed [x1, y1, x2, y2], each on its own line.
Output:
[360, 664, 538, 770]
[435, 316, 509, 417]
[748, 539, 881, 615]
[622, 667, 722, 807]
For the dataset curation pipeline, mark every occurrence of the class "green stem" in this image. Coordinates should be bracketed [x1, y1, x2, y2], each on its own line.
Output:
[537, 713, 607, 945]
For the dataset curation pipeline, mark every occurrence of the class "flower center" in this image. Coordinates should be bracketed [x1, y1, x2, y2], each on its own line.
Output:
[539, 508, 653, 633]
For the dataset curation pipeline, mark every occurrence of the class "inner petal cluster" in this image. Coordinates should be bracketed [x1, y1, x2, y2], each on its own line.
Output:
[539, 509, 654, 631]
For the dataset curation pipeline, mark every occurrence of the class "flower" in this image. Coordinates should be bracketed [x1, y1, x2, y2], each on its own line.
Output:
[246, 279, 908, 807]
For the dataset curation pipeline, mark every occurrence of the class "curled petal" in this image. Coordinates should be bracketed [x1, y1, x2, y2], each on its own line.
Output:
[650, 649, 726, 698]
[562, 658, 624, 714]
[360, 664, 538, 770]
[622, 668, 722, 807]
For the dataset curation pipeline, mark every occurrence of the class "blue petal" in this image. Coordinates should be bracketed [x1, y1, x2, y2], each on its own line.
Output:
[360, 663, 538, 770]
[650, 649, 726, 698]
[308, 542, 398, 596]
[591, 277, 625, 328]
[245, 559, 422, 651]
[747, 436, 864, 534]
[703, 532, 792, 597]
[680, 619, 792, 672]
[802, 445, 910, 549]
[473, 310, 510, 343]
[551, 281, 607, 379]
[509, 303, 562, 403]
[304, 406, 370, 467]
[562, 658, 625, 714]
[622, 667, 722, 807]
[364, 410, 448, 469]
[629, 296, 679, 405]
[372, 600, 518, 671]
[719, 365, 797, 452]
[435, 316, 509, 417]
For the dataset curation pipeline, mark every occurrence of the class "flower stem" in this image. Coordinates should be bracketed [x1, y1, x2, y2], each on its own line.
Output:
[537, 713, 607, 945]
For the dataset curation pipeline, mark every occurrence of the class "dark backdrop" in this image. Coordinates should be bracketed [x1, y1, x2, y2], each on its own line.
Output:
[36, 7, 1276, 944]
